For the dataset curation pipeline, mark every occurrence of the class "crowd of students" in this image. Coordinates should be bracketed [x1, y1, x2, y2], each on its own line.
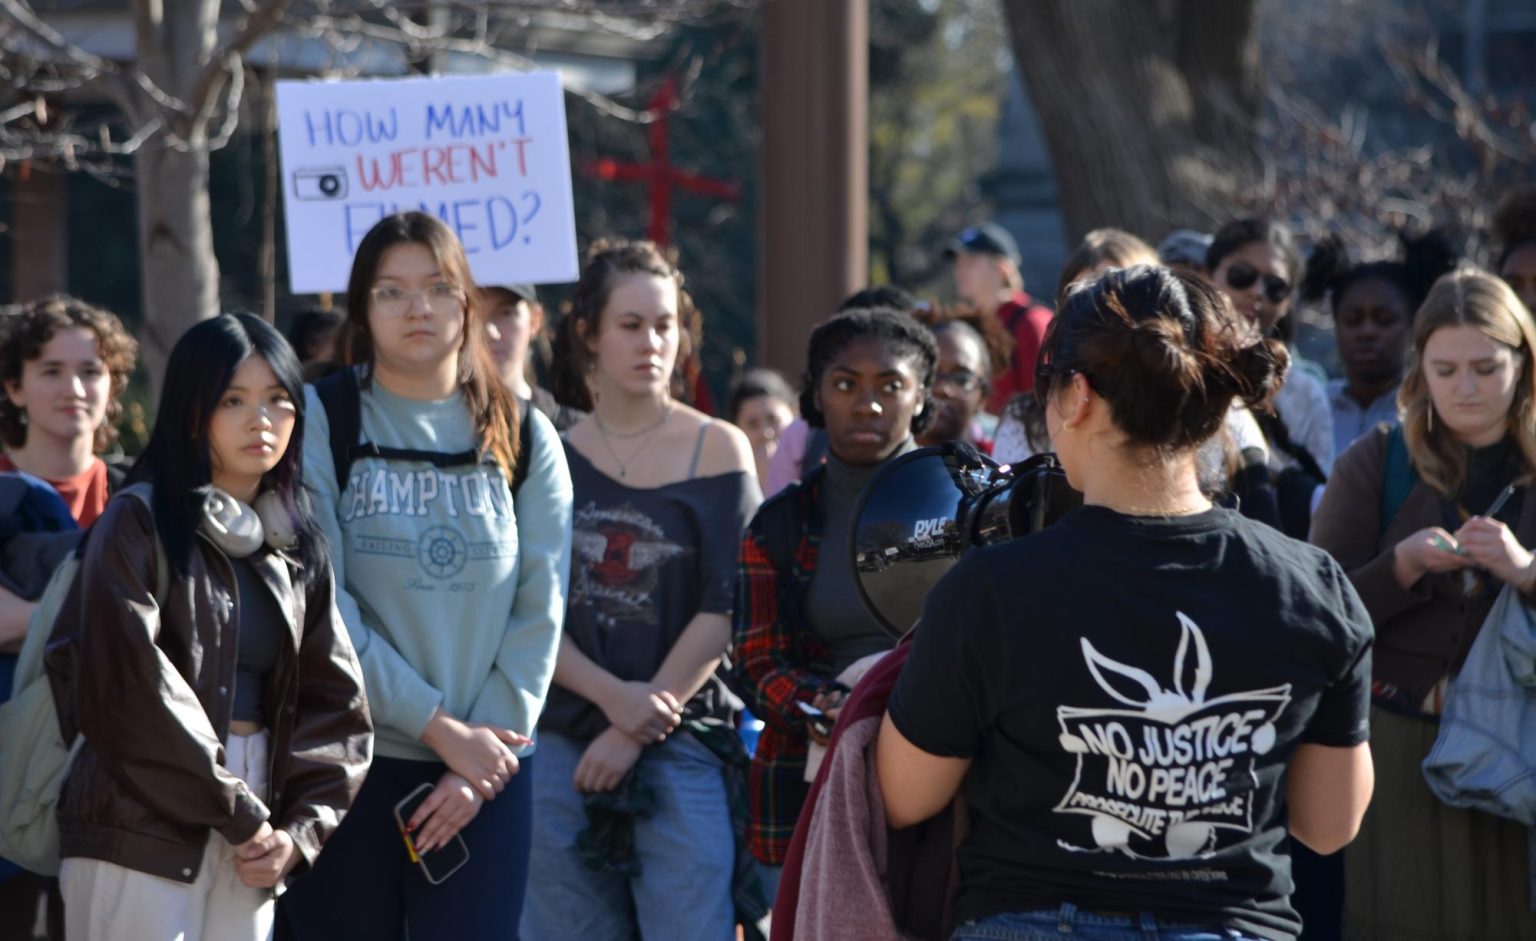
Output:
[0, 191, 1534, 941]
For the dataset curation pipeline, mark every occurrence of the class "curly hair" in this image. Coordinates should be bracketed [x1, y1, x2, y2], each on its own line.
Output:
[551, 238, 701, 412]
[0, 295, 137, 451]
[913, 302, 1014, 380]
[799, 306, 938, 435]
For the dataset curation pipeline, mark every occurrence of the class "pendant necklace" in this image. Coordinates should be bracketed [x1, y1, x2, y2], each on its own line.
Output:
[595, 404, 674, 479]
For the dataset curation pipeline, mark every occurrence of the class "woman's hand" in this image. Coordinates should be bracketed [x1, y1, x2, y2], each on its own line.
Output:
[234, 822, 299, 888]
[1455, 516, 1536, 590]
[573, 727, 644, 794]
[420, 709, 529, 800]
[407, 772, 484, 854]
[1393, 527, 1473, 588]
[599, 681, 682, 744]
[806, 688, 847, 747]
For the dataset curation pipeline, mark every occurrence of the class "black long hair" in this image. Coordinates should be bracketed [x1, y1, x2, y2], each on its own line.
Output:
[128, 313, 325, 580]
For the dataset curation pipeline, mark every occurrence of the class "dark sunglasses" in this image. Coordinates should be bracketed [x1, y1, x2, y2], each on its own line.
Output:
[1033, 363, 1089, 406]
[1224, 263, 1291, 304]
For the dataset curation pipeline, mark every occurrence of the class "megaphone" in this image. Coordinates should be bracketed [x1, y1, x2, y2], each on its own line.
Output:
[850, 442, 1081, 638]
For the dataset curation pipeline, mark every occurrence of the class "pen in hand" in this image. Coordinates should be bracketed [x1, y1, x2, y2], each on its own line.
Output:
[1484, 483, 1517, 520]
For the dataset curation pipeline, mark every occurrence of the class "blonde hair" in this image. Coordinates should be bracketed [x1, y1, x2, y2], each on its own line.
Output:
[1399, 267, 1536, 495]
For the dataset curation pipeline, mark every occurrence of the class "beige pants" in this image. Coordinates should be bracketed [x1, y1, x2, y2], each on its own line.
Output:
[60, 731, 273, 941]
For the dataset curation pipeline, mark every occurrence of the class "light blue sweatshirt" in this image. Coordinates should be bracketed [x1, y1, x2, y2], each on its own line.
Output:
[303, 372, 573, 761]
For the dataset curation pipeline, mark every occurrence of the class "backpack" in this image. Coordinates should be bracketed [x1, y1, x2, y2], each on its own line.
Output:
[313, 366, 534, 494]
[0, 485, 167, 875]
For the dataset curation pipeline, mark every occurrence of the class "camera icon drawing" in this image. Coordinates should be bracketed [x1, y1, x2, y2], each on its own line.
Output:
[292, 167, 349, 201]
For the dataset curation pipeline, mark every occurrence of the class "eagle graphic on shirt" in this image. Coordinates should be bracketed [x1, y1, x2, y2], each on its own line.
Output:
[1053, 612, 1292, 861]
[571, 501, 690, 627]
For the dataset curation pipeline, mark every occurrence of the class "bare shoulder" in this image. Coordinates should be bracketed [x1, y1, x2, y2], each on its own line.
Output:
[671, 405, 754, 477]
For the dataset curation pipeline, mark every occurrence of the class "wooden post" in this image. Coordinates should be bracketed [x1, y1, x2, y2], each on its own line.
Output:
[11, 164, 69, 302]
[758, 0, 868, 377]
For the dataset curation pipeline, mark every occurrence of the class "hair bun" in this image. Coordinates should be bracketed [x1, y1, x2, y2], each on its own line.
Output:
[1300, 234, 1351, 304]
[1128, 317, 1198, 389]
[1494, 189, 1536, 252]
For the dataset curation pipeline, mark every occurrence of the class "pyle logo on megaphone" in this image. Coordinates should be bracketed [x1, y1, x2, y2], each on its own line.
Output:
[912, 518, 948, 540]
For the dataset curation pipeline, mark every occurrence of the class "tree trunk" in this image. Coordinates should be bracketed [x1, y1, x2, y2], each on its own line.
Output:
[999, 0, 1263, 242]
[132, 0, 224, 404]
[134, 141, 221, 398]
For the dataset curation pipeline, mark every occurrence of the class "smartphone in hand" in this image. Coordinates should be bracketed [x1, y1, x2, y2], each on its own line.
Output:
[795, 700, 834, 739]
[393, 782, 470, 885]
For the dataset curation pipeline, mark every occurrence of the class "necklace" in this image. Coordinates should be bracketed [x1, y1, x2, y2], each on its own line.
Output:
[594, 405, 674, 478]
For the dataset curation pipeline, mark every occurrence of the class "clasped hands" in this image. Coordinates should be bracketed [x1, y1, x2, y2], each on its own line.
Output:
[573, 681, 682, 794]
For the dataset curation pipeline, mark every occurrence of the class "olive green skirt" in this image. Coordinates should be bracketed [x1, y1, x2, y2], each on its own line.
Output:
[1344, 705, 1536, 941]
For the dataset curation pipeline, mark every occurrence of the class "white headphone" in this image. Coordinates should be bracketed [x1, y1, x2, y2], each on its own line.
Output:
[203, 488, 297, 558]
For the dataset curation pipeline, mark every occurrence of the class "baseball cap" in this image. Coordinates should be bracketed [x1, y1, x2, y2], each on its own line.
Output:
[945, 222, 1021, 265]
[482, 283, 538, 305]
[1157, 229, 1214, 268]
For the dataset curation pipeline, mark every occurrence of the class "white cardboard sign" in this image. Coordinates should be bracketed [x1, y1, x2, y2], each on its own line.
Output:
[275, 72, 578, 294]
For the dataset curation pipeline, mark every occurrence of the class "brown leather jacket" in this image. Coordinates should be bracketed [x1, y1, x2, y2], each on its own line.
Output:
[45, 487, 373, 883]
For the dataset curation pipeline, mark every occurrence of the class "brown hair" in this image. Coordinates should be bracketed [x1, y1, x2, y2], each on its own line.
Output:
[1399, 267, 1536, 495]
[342, 212, 519, 479]
[0, 295, 138, 451]
[1055, 228, 1160, 303]
[913, 302, 1013, 379]
[551, 239, 699, 412]
[1038, 266, 1285, 453]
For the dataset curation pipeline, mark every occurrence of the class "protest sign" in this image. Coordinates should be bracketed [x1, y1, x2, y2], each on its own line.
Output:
[275, 71, 578, 294]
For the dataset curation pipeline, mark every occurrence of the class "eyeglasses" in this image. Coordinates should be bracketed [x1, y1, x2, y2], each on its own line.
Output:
[1223, 263, 1291, 304]
[934, 369, 985, 394]
[369, 283, 464, 316]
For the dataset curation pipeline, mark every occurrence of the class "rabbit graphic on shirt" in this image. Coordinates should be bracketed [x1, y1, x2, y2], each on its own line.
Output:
[1053, 612, 1292, 861]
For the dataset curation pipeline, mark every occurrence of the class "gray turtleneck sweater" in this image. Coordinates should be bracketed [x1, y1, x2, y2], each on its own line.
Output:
[806, 446, 911, 675]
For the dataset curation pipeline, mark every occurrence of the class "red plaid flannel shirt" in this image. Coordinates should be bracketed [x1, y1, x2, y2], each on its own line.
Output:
[733, 471, 834, 865]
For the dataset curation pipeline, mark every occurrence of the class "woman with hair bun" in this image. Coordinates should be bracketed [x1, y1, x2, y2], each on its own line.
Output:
[879, 266, 1375, 941]
[1300, 229, 1461, 458]
[1492, 189, 1536, 313]
[1312, 267, 1536, 939]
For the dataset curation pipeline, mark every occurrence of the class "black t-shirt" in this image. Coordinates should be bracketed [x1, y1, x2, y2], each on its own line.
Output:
[888, 505, 1372, 941]
[539, 446, 759, 742]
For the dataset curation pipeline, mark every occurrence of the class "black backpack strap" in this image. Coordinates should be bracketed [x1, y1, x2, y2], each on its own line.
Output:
[511, 399, 534, 496]
[318, 368, 527, 493]
[760, 463, 824, 579]
[313, 366, 362, 491]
